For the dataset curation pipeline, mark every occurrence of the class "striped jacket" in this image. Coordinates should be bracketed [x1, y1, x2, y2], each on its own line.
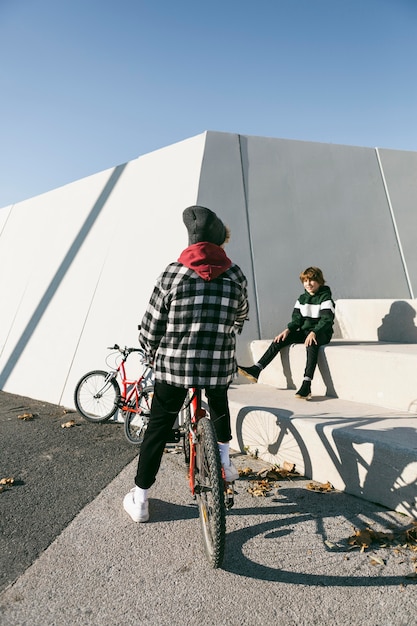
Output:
[287, 285, 335, 341]
[138, 249, 249, 388]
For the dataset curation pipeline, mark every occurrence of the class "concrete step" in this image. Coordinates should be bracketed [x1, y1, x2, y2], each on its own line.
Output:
[249, 339, 417, 414]
[228, 383, 417, 520]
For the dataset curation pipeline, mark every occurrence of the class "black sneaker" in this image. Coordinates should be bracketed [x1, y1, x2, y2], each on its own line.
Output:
[295, 380, 311, 399]
[238, 365, 260, 383]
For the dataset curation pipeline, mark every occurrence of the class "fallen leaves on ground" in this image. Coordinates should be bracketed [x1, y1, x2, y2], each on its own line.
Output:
[369, 556, 385, 566]
[306, 480, 334, 493]
[347, 522, 417, 556]
[239, 462, 299, 481]
[248, 479, 275, 497]
[61, 420, 76, 428]
[17, 412, 34, 420]
[238, 467, 254, 477]
[349, 524, 417, 578]
[0, 477, 15, 493]
[241, 462, 300, 497]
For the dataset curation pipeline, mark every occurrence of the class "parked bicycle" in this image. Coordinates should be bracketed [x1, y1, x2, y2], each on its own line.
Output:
[179, 388, 234, 568]
[74, 345, 154, 445]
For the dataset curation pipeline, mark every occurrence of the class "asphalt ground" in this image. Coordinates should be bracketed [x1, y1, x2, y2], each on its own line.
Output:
[1, 391, 417, 625]
[0, 390, 138, 593]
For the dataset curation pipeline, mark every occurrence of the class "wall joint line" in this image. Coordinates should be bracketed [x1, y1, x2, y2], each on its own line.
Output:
[375, 147, 414, 298]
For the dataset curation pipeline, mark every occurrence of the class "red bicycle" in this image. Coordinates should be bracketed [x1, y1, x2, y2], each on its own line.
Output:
[179, 388, 234, 568]
[74, 344, 154, 446]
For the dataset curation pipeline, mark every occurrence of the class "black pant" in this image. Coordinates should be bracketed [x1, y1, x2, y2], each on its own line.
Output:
[135, 381, 232, 489]
[258, 329, 331, 380]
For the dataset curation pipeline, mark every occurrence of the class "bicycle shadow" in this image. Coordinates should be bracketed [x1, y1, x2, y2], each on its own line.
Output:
[232, 405, 417, 584]
[223, 486, 417, 586]
[314, 419, 417, 518]
[235, 404, 417, 519]
[234, 405, 312, 477]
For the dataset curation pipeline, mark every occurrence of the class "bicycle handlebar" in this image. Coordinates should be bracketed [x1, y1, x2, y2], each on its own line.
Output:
[107, 344, 150, 363]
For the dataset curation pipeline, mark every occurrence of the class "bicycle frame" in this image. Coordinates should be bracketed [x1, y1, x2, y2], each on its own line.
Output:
[187, 389, 206, 496]
[102, 345, 153, 416]
[117, 357, 153, 414]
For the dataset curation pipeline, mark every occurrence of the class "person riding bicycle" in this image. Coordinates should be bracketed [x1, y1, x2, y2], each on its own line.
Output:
[124, 205, 249, 522]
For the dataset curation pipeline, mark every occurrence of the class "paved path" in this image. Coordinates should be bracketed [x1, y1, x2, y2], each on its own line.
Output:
[1, 391, 416, 625]
[0, 390, 138, 592]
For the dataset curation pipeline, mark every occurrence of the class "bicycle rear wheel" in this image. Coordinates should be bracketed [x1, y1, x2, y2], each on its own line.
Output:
[124, 386, 154, 445]
[74, 370, 120, 422]
[194, 417, 226, 568]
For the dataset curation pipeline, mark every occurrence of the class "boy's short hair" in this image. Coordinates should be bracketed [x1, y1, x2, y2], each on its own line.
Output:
[299, 266, 325, 285]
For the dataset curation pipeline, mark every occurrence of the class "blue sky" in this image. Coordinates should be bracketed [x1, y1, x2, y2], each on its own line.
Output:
[0, 0, 416, 208]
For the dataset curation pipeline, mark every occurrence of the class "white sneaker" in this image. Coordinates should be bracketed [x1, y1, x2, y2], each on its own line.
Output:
[223, 461, 239, 482]
[123, 488, 149, 522]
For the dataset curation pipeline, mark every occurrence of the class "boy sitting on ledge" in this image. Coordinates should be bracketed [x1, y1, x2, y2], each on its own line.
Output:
[238, 266, 335, 399]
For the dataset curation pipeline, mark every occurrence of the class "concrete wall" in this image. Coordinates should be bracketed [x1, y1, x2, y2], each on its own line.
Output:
[1, 131, 416, 407]
[0, 134, 206, 407]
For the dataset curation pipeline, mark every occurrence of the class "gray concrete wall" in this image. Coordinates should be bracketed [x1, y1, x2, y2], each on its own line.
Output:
[0, 130, 416, 406]
[197, 132, 415, 341]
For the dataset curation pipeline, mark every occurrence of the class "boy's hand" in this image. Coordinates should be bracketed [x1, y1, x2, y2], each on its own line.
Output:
[274, 328, 290, 343]
[304, 331, 317, 346]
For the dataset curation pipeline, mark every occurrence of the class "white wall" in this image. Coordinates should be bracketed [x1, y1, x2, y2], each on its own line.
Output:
[0, 134, 206, 406]
[1, 130, 417, 407]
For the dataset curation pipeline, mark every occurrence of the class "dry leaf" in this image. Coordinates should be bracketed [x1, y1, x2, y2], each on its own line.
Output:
[346, 524, 417, 553]
[238, 467, 253, 477]
[306, 481, 334, 492]
[18, 413, 34, 420]
[0, 477, 15, 493]
[248, 479, 274, 497]
[61, 420, 75, 428]
[370, 557, 385, 566]
[0, 477, 14, 486]
[282, 461, 296, 472]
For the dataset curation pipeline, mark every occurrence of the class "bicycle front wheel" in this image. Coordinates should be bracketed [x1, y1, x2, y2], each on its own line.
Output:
[195, 417, 226, 568]
[74, 370, 120, 422]
[124, 386, 154, 445]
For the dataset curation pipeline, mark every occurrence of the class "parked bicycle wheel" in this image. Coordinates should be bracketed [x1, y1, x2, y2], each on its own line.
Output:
[123, 386, 154, 445]
[194, 416, 226, 568]
[74, 370, 120, 422]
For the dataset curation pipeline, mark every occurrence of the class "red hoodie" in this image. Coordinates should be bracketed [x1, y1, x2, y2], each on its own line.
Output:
[178, 242, 232, 281]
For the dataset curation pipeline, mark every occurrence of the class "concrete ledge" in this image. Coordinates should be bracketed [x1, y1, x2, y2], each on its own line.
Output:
[248, 339, 417, 413]
[228, 384, 417, 519]
[334, 299, 417, 342]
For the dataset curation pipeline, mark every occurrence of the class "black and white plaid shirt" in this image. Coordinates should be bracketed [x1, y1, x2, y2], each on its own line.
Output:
[139, 261, 249, 387]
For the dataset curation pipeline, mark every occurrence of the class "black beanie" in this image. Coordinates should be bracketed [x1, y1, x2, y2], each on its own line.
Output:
[182, 206, 227, 246]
